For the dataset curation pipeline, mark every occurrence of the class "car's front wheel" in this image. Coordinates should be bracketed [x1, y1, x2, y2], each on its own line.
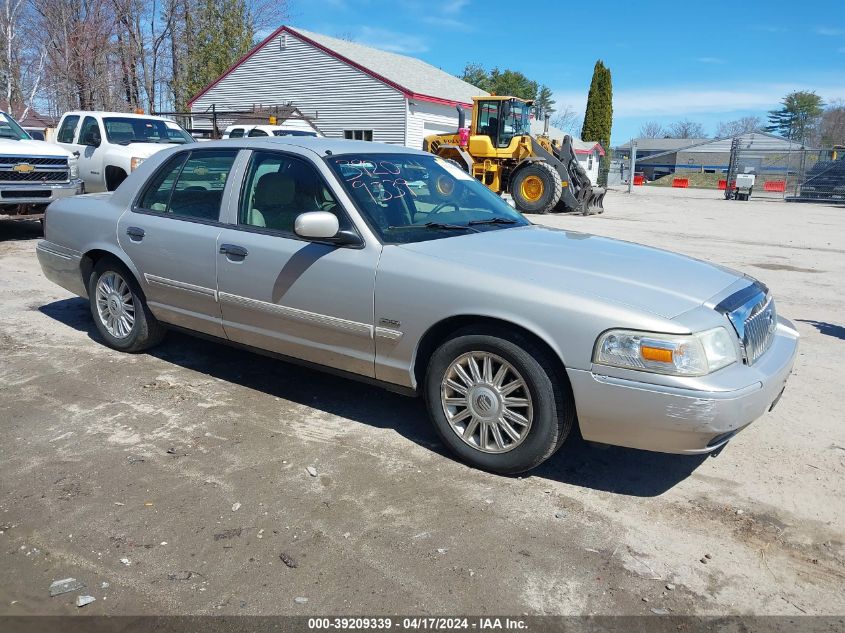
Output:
[88, 259, 166, 352]
[424, 328, 574, 474]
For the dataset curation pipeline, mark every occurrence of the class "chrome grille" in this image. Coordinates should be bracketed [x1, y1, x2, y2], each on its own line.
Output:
[742, 297, 777, 364]
[0, 155, 69, 183]
[717, 283, 777, 365]
[0, 171, 69, 182]
[0, 156, 68, 166]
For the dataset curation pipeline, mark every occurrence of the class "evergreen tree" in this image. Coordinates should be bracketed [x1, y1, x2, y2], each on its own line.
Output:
[459, 64, 538, 101]
[460, 63, 491, 92]
[581, 60, 613, 185]
[766, 91, 824, 143]
[184, 0, 255, 108]
[535, 85, 555, 119]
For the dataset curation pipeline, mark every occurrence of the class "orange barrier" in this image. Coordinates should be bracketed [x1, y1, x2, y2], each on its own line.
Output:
[633, 174, 644, 186]
[764, 180, 786, 192]
[672, 178, 689, 188]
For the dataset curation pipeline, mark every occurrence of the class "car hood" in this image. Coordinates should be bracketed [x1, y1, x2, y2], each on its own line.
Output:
[0, 138, 72, 157]
[120, 142, 178, 158]
[397, 225, 746, 319]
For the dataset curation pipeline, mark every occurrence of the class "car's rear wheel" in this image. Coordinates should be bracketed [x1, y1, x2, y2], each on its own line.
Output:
[88, 258, 165, 352]
[424, 327, 574, 474]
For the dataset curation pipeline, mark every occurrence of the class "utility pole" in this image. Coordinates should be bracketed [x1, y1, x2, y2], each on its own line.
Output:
[627, 140, 637, 194]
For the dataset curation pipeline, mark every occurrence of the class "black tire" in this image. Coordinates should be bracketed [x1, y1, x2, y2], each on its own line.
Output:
[510, 162, 562, 214]
[88, 257, 166, 352]
[424, 326, 574, 474]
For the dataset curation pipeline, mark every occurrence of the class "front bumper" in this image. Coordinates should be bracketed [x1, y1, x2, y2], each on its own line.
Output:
[0, 179, 83, 208]
[567, 317, 799, 454]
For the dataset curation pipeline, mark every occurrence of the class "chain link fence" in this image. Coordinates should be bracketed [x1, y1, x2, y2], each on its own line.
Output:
[729, 145, 844, 202]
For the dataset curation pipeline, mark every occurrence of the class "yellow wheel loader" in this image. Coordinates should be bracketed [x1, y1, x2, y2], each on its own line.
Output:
[423, 96, 605, 215]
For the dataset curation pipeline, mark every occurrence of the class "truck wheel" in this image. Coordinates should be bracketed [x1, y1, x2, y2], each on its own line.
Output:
[510, 162, 562, 214]
[88, 258, 166, 352]
[106, 168, 127, 192]
[424, 327, 574, 474]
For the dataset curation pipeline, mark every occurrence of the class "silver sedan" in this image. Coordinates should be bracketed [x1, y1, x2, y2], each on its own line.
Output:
[36, 138, 799, 473]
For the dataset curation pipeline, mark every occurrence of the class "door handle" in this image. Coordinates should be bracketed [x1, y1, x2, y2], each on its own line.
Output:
[126, 226, 145, 241]
[219, 243, 248, 258]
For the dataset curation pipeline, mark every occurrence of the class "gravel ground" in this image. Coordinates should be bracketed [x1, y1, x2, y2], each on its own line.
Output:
[0, 188, 843, 616]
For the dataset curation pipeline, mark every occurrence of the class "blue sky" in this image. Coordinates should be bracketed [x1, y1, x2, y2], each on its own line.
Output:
[285, 0, 845, 143]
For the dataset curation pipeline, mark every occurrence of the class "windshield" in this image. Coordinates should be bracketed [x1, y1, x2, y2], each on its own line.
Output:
[500, 100, 531, 145]
[327, 153, 529, 244]
[273, 130, 318, 137]
[0, 113, 30, 140]
[103, 117, 195, 145]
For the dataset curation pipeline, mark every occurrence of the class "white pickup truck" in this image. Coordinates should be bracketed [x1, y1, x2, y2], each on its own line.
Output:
[0, 111, 81, 220]
[54, 111, 195, 192]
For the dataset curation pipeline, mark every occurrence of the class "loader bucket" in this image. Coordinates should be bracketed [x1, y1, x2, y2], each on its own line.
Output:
[586, 187, 606, 214]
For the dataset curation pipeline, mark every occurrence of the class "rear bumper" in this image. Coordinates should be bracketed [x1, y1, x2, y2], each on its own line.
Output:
[568, 317, 799, 454]
[0, 179, 82, 207]
[36, 240, 87, 297]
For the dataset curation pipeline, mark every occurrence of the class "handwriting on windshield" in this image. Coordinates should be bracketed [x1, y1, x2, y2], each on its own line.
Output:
[337, 160, 415, 204]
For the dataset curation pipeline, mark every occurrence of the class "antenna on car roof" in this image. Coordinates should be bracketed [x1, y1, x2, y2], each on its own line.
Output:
[325, 150, 332, 156]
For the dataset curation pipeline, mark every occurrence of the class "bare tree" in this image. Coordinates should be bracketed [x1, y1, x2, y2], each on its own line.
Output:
[819, 99, 845, 146]
[551, 104, 581, 136]
[666, 119, 707, 139]
[637, 121, 664, 138]
[715, 116, 762, 138]
[0, 0, 48, 117]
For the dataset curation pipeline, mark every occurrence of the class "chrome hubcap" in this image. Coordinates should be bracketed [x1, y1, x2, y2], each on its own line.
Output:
[95, 272, 135, 339]
[441, 351, 534, 454]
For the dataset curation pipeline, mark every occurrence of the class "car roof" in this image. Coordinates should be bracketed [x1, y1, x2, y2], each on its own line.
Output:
[63, 111, 173, 121]
[194, 137, 427, 157]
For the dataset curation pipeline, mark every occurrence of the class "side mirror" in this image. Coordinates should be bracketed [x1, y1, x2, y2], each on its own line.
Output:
[83, 132, 100, 147]
[294, 211, 340, 239]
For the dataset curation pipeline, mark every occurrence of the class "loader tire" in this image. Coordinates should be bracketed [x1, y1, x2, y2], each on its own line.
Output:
[511, 162, 562, 214]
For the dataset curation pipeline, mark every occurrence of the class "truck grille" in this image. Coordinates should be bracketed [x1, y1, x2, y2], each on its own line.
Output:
[0, 156, 69, 183]
[717, 284, 777, 365]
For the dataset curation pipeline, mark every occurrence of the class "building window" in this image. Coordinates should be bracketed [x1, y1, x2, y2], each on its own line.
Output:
[344, 130, 373, 141]
[588, 154, 594, 170]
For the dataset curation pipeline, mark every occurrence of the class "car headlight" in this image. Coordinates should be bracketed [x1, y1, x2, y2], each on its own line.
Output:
[130, 157, 145, 171]
[68, 156, 79, 179]
[594, 327, 738, 376]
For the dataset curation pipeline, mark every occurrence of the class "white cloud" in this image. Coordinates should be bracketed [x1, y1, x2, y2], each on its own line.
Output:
[355, 26, 429, 53]
[442, 0, 470, 13]
[753, 25, 787, 33]
[422, 15, 473, 30]
[694, 57, 725, 64]
[817, 27, 845, 36]
[552, 82, 845, 119]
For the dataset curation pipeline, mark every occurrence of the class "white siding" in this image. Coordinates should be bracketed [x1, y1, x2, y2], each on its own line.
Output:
[406, 100, 461, 150]
[578, 151, 600, 184]
[191, 32, 407, 144]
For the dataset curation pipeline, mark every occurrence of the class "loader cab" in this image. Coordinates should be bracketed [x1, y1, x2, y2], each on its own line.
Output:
[471, 97, 532, 153]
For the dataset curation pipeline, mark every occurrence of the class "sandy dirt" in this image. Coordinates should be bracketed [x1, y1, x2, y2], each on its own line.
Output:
[0, 188, 843, 616]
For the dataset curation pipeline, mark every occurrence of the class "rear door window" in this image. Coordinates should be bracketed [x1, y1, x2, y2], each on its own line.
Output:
[57, 115, 80, 143]
[228, 128, 245, 138]
[137, 150, 238, 221]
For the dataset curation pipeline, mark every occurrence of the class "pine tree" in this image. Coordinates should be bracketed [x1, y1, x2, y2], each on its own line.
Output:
[184, 0, 255, 107]
[765, 91, 824, 144]
[581, 60, 613, 185]
[535, 85, 555, 119]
